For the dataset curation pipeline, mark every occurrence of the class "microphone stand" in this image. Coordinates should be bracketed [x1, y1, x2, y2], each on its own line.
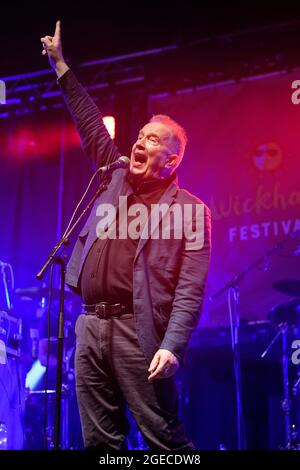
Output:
[211, 278, 246, 450]
[36, 169, 113, 450]
[261, 322, 296, 449]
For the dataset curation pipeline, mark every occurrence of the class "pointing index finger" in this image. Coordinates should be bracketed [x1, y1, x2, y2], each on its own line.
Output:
[54, 20, 61, 40]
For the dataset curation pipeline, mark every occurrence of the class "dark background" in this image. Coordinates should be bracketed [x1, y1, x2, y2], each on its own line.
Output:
[1, 2, 300, 76]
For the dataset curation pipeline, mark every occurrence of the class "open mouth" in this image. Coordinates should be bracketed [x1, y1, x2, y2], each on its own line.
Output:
[134, 153, 147, 165]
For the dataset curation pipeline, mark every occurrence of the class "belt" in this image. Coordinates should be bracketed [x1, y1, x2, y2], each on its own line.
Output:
[83, 302, 128, 319]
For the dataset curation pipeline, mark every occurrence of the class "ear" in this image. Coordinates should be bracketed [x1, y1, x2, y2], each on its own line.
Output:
[165, 154, 179, 169]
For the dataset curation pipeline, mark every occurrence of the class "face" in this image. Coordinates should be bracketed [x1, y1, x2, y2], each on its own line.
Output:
[130, 122, 177, 181]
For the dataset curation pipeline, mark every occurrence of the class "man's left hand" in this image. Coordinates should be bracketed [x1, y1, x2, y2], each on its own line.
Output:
[148, 349, 179, 381]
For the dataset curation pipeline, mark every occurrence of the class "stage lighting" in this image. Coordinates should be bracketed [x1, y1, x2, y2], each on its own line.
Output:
[103, 115, 115, 139]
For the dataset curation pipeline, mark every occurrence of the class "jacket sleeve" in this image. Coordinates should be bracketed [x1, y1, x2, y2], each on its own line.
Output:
[159, 204, 212, 364]
[58, 69, 121, 169]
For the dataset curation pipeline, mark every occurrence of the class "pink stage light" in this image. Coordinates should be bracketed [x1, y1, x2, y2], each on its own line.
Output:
[103, 115, 115, 139]
[1, 114, 116, 161]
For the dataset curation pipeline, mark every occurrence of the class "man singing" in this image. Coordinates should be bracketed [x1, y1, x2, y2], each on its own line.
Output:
[41, 21, 211, 450]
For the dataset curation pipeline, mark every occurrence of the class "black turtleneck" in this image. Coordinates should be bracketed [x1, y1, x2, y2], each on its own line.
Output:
[80, 174, 175, 307]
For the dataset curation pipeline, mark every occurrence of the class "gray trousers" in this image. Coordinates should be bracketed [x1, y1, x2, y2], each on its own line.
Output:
[74, 312, 193, 450]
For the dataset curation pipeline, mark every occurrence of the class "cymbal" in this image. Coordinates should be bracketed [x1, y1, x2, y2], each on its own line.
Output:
[273, 280, 300, 297]
[15, 287, 74, 302]
[268, 298, 300, 326]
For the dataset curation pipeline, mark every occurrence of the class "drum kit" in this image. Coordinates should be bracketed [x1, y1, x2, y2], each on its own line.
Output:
[264, 279, 300, 450]
[17, 286, 83, 450]
[0, 278, 83, 450]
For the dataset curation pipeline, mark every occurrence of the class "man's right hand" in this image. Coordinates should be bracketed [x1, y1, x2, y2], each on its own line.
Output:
[40, 20, 69, 78]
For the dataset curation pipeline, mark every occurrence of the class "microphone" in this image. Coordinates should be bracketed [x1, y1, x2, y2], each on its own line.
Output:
[99, 156, 130, 174]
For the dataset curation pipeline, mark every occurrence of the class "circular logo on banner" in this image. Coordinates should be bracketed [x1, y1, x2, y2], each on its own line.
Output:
[252, 142, 283, 171]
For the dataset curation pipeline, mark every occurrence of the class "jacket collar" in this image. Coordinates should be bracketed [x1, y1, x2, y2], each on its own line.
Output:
[125, 171, 177, 194]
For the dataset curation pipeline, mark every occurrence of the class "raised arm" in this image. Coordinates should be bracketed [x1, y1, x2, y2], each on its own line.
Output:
[40, 21, 120, 169]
